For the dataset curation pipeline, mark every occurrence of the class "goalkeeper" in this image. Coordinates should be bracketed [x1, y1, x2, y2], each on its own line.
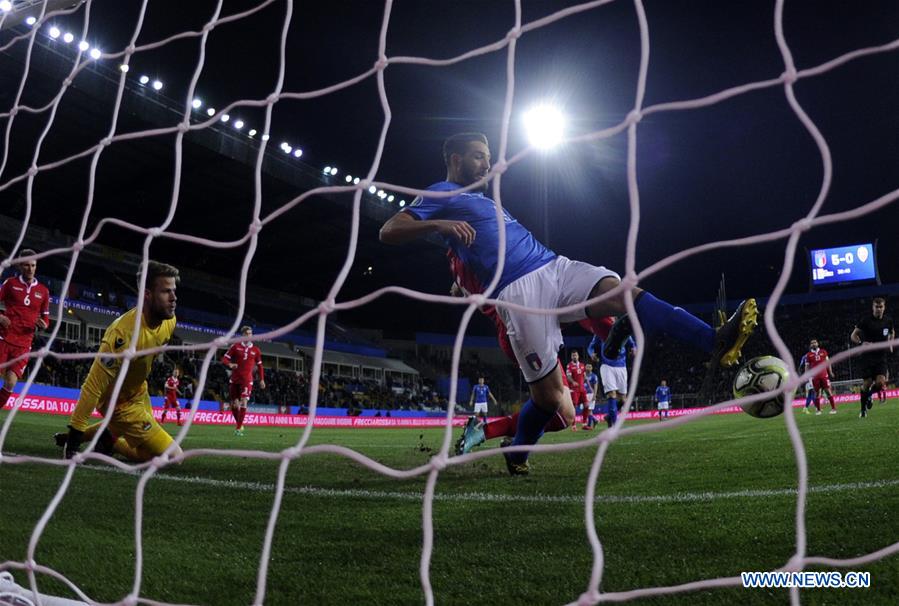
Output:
[57, 261, 184, 462]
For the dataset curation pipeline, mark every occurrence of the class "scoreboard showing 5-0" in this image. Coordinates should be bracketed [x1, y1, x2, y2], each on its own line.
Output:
[810, 243, 878, 287]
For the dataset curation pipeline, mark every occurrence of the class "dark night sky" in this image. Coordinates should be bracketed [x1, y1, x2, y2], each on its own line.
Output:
[1, 0, 897, 335]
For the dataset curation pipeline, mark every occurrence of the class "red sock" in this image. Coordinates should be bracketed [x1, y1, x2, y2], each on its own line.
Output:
[543, 411, 569, 433]
[0, 387, 11, 408]
[484, 414, 517, 440]
[233, 408, 242, 428]
[161, 411, 167, 423]
[176, 410, 182, 423]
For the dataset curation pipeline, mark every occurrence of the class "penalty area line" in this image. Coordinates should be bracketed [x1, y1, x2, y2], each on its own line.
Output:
[75, 465, 899, 505]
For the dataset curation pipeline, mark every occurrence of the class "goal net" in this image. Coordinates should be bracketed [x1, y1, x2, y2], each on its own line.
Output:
[1, 1, 898, 604]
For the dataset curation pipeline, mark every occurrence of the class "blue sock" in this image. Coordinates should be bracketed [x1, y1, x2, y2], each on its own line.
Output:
[606, 397, 618, 427]
[805, 392, 815, 408]
[634, 292, 716, 353]
[510, 399, 553, 464]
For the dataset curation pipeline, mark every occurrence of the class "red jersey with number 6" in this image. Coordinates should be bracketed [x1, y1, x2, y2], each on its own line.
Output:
[222, 341, 265, 385]
[0, 276, 51, 348]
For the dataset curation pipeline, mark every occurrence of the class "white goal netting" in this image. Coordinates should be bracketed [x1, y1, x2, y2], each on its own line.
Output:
[1, 0, 898, 604]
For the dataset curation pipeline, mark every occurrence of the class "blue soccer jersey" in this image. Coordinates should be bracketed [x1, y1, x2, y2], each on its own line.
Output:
[585, 372, 598, 394]
[404, 182, 557, 293]
[472, 384, 490, 403]
[655, 385, 670, 403]
[588, 335, 634, 368]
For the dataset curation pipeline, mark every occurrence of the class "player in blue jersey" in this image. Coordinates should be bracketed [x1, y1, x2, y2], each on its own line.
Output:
[797, 355, 818, 414]
[655, 379, 671, 421]
[469, 376, 497, 422]
[588, 334, 634, 428]
[583, 362, 600, 428]
[380, 132, 757, 475]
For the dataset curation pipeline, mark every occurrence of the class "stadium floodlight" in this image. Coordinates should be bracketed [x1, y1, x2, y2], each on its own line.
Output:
[377, 190, 385, 198]
[368, 185, 377, 194]
[191, 98, 202, 109]
[48, 26, 60, 39]
[247, 129, 257, 137]
[119, 64, 129, 73]
[139, 75, 149, 85]
[323, 166, 331, 174]
[261, 134, 270, 141]
[399, 199, 406, 207]
[329, 167, 337, 176]
[89, 48, 101, 60]
[0, 1, 11, 12]
[283, 145, 292, 154]
[152, 80, 163, 91]
[25, 16, 37, 26]
[353, 177, 360, 185]
[294, 149, 303, 157]
[234, 119, 244, 129]
[387, 195, 394, 202]
[523, 104, 566, 150]
[220, 113, 229, 122]
[63, 32, 74, 43]
[77, 40, 88, 51]
[206, 107, 215, 116]
[344, 175, 352, 183]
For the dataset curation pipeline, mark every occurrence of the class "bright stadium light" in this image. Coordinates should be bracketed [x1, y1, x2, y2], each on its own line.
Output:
[0, 1, 11, 12]
[152, 80, 163, 91]
[377, 190, 385, 198]
[399, 199, 406, 207]
[344, 175, 352, 183]
[353, 177, 360, 185]
[220, 114, 229, 122]
[323, 166, 331, 174]
[234, 119, 244, 129]
[191, 98, 202, 109]
[89, 48, 101, 60]
[261, 134, 270, 141]
[119, 64, 129, 73]
[368, 185, 377, 194]
[206, 107, 215, 116]
[248, 129, 257, 137]
[63, 32, 74, 44]
[48, 26, 60, 39]
[139, 75, 150, 85]
[25, 16, 37, 26]
[77, 40, 89, 51]
[329, 167, 337, 176]
[283, 145, 292, 154]
[293, 149, 303, 158]
[387, 195, 394, 202]
[523, 104, 566, 150]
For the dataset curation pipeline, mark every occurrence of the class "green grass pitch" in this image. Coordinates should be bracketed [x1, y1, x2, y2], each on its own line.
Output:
[1, 402, 897, 605]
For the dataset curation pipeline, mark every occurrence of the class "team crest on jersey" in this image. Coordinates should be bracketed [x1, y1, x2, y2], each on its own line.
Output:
[525, 352, 543, 372]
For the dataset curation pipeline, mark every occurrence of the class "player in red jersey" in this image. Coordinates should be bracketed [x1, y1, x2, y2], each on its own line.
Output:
[161, 367, 183, 426]
[803, 339, 837, 414]
[221, 326, 265, 436]
[566, 351, 588, 431]
[0, 249, 50, 408]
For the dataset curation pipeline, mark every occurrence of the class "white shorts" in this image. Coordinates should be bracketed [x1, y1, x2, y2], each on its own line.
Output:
[587, 391, 596, 405]
[600, 365, 628, 395]
[657, 401, 670, 410]
[496, 256, 619, 383]
[473, 402, 489, 414]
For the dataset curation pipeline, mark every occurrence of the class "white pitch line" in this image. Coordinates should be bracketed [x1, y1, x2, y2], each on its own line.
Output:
[79, 465, 899, 506]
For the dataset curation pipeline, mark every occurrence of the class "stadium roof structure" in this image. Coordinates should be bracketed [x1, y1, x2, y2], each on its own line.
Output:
[297, 346, 418, 376]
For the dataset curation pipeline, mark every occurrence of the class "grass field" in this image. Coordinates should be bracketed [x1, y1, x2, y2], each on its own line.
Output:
[1, 403, 898, 605]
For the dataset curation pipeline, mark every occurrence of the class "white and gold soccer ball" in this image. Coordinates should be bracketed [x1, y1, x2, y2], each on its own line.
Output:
[732, 355, 790, 418]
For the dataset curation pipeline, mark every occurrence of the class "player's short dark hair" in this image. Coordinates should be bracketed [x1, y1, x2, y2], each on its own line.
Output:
[873, 296, 886, 305]
[141, 260, 180, 290]
[442, 132, 488, 166]
[240, 325, 252, 334]
[19, 248, 36, 258]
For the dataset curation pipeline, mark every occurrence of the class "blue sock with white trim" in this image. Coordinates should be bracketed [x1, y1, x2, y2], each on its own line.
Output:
[510, 399, 553, 464]
[635, 292, 716, 353]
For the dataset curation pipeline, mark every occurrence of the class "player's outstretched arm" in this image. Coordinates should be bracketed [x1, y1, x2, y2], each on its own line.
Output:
[379, 212, 475, 246]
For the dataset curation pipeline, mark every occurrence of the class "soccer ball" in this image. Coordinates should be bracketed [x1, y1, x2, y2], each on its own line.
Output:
[732, 356, 790, 418]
